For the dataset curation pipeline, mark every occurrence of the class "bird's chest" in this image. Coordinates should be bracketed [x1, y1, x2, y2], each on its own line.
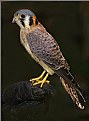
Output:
[20, 30, 43, 65]
[20, 30, 54, 75]
[20, 30, 36, 59]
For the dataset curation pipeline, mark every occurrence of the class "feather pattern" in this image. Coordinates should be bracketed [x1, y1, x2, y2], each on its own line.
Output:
[26, 25, 86, 109]
[13, 9, 86, 109]
[26, 25, 69, 70]
[56, 68, 86, 109]
[60, 77, 85, 109]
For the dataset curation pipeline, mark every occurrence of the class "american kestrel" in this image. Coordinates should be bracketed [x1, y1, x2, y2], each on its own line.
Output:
[12, 9, 86, 109]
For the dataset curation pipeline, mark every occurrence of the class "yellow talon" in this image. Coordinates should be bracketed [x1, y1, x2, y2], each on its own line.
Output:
[30, 70, 46, 82]
[33, 80, 50, 86]
[40, 73, 49, 87]
[30, 71, 50, 87]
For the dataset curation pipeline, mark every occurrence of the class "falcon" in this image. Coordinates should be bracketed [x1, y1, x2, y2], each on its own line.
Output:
[12, 9, 86, 109]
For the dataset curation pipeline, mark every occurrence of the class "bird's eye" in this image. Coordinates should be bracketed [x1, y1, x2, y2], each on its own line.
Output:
[21, 14, 25, 18]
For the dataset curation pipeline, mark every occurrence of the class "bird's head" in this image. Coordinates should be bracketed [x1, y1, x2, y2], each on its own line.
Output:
[12, 9, 39, 29]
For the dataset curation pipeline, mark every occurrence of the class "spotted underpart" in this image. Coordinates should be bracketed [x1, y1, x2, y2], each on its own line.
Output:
[12, 9, 86, 109]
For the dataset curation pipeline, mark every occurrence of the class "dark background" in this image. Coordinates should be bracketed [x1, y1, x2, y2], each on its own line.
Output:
[1, 1, 89, 121]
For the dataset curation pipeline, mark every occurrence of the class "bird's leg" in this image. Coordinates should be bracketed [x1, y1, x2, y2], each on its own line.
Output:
[30, 70, 46, 82]
[30, 71, 50, 87]
[40, 73, 49, 87]
[33, 73, 50, 88]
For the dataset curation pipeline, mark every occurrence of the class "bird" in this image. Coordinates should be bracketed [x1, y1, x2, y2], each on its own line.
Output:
[12, 9, 86, 109]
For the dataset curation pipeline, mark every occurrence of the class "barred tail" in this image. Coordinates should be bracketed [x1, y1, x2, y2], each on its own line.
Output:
[60, 77, 85, 109]
[55, 68, 86, 109]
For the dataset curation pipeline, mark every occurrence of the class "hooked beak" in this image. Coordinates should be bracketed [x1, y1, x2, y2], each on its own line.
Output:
[12, 17, 16, 23]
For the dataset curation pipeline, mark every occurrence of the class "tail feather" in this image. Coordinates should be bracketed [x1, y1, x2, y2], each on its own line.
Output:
[55, 68, 86, 109]
[60, 77, 85, 109]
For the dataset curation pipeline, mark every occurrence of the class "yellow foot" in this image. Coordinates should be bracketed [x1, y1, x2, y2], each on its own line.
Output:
[30, 71, 50, 88]
[33, 80, 50, 87]
[30, 70, 46, 83]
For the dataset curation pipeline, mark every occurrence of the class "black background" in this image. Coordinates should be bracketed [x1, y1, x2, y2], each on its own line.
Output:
[2, 1, 89, 121]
